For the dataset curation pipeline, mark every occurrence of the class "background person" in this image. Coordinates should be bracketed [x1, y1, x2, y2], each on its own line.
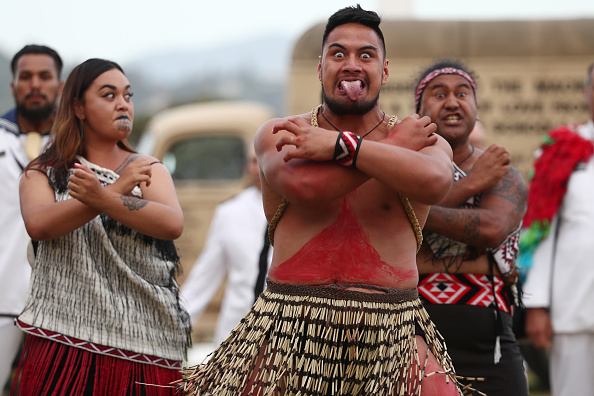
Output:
[415, 60, 529, 395]
[181, 143, 270, 348]
[12, 58, 190, 395]
[522, 62, 594, 396]
[0, 44, 63, 392]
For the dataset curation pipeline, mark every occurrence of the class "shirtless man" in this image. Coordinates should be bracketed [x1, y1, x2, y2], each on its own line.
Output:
[179, 6, 462, 395]
[415, 60, 529, 395]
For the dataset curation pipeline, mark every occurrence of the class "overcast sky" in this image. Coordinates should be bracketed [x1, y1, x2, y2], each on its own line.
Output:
[2, 0, 594, 65]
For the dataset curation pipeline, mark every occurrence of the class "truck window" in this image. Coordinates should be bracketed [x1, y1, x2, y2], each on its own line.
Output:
[162, 135, 246, 181]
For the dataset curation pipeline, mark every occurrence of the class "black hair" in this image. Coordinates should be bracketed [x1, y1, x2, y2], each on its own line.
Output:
[322, 4, 385, 58]
[11, 44, 63, 78]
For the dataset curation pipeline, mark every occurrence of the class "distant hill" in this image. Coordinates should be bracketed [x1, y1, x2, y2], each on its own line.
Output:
[124, 34, 293, 117]
[128, 34, 291, 85]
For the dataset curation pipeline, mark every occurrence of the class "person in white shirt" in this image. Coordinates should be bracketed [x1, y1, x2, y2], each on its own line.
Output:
[0, 44, 62, 391]
[523, 62, 594, 396]
[181, 143, 269, 346]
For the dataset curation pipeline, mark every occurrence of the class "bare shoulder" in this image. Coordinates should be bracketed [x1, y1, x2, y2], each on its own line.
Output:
[117, 152, 171, 181]
[140, 154, 161, 164]
[21, 166, 48, 182]
[434, 134, 454, 159]
[20, 166, 53, 199]
[114, 151, 149, 173]
[255, 117, 283, 142]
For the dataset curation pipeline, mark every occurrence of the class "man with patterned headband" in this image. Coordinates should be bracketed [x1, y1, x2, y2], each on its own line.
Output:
[415, 60, 529, 395]
[177, 5, 469, 396]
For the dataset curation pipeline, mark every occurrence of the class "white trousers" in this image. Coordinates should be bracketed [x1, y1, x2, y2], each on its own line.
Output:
[551, 333, 594, 396]
[0, 317, 23, 391]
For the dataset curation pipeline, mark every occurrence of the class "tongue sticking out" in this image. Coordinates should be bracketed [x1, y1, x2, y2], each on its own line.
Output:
[341, 80, 363, 101]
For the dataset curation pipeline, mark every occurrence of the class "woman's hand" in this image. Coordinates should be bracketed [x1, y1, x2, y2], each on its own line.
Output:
[112, 157, 153, 195]
[68, 163, 106, 208]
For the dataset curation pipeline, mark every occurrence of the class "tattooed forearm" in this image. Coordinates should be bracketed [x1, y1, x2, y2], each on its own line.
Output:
[488, 166, 528, 211]
[463, 213, 481, 245]
[425, 165, 526, 249]
[429, 206, 481, 245]
[120, 195, 148, 211]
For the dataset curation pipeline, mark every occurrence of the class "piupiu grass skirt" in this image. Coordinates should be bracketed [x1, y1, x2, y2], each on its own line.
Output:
[178, 282, 465, 395]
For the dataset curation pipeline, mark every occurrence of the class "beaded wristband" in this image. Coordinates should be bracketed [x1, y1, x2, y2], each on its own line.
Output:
[333, 131, 362, 168]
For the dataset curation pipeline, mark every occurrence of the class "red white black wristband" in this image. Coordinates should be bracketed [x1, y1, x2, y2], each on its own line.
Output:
[333, 131, 362, 169]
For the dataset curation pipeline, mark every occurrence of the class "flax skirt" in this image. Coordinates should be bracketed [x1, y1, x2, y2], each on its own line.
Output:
[178, 282, 467, 395]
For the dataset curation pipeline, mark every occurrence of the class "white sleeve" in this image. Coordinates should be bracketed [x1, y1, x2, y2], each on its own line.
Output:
[180, 206, 229, 325]
[522, 216, 558, 308]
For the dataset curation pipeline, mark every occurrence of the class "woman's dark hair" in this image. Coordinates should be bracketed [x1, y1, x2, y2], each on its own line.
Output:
[27, 58, 135, 189]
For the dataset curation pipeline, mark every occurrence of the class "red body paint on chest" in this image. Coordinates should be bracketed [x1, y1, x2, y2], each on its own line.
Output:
[269, 200, 400, 285]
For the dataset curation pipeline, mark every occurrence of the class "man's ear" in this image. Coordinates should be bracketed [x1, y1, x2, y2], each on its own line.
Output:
[318, 55, 322, 82]
[381, 59, 389, 85]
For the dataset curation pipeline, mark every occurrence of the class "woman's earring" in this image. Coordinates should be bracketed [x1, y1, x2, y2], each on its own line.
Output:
[80, 121, 84, 141]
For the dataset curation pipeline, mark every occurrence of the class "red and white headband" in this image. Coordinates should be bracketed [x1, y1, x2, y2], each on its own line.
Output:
[414, 67, 476, 112]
